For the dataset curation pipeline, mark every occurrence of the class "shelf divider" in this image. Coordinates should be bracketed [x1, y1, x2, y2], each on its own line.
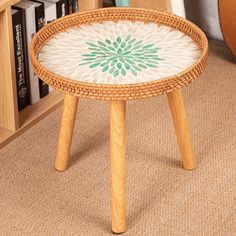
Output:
[0, 91, 64, 149]
[0, 0, 21, 12]
[0, 7, 19, 131]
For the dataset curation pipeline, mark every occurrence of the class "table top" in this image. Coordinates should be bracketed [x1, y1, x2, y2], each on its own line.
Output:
[31, 8, 208, 100]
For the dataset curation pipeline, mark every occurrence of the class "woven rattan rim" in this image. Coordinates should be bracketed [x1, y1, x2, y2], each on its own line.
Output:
[30, 7, 208, 100]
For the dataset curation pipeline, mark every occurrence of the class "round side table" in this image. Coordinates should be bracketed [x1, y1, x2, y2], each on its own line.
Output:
[30, 7, 208, 234]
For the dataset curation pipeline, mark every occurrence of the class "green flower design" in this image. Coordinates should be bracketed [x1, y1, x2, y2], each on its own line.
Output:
[79, 35, 163, 78]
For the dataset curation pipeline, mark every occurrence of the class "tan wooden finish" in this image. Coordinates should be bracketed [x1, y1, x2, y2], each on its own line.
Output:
[79, 0, 102, 11]
[0, 91, 63, 149]
[110, 101, 126, 233]
[0, 0, 20, 12]
[131, 0, 172, 12]
[167, 89, 196, 170]
[55, 94, 78, 171]
[0, 7, 19, 131]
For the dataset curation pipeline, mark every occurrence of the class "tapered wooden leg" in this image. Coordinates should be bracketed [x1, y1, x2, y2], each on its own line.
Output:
[110, 100, 127, 233]
[167, 89, 196, 171]
[55, 94, 78, 172]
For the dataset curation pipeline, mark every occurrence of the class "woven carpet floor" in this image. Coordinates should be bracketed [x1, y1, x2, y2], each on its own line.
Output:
[0, 41, 236, 236]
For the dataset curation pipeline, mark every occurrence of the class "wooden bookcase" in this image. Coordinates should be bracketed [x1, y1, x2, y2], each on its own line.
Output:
[131, 0, 172, 12]
[0, 0, 102, 149]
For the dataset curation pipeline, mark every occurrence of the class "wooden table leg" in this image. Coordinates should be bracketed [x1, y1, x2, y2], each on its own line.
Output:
[110, 100, 127, 233]
[167, 89, 196, 171]
[55, 94, 78, 172]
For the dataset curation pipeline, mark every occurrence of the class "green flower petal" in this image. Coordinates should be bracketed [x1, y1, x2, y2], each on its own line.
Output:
[88, 47, 101, 51]
[109, 66, 115, 74]
[133, 40, 142, 45]
[102, 65, 109, 72]
[86, 42, 98, 47]
[131, 69, 137, 76]
[117, 63, 122, 69]
[121, 42, 126, 48]
[99, 46, 109, 52]
[82, 53, 96, 57]
[131, 64, 141, 71]
[91, 52, 104, 55]
[123, 51, 131, 55]
[125, 59, 135, 65]
[124, 45, 132, 51]
[107, 46, 116, 52]
[146, 63, 157, 68]
[100, 61, 110, 66]
[79, 61, 92, 66]
[111, 59, 118, 66]
[119, 57, 125, 63]
[138, 64, 147, 69]
[121, 68, 126, 76]
[132, 45, 143, 50]
[143, 44, 155, 49]
[125, 35, 131, 42]
[128, 38, 136, 44]
[117, 48, 122, 54]
[113, 70, 119, 77]
[89, 62, 101, 68]
[125, 63, 131, 70]
[105, 39, 111, 45]
[98, 41, 107, 47]
[113, 42, 118, 48]
[83, 58, 97, 61]
[81, 35, 163, 78]
[117, 36, 122, 44]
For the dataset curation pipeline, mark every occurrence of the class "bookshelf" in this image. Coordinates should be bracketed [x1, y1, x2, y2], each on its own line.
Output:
[0, 0, 102, 149]
[131, 0, 172, 12]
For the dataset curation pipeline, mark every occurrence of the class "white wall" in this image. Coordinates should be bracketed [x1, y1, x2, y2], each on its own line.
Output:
[184, 0, 224, 40]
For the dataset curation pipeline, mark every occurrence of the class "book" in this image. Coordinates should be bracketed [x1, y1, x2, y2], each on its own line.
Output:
[41, 0, 57, 24]
[27, 0, 45, 31]
[28, 0, 49, 98]
[41, 0, 57, 92]
[104, 0, 116, 7]
[14, 1, 40, 104]
[11, 8, 31, 111]
[72, 0, 78, 13]
[47, 0, 68, 18]
[67, 0, 72, 14]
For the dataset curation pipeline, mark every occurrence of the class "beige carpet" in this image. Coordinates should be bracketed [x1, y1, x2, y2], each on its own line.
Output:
[0, 41, 236, 236]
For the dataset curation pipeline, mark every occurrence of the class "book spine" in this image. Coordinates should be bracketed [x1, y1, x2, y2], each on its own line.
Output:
[72, 0, 78, 13]
[34, 3, 49, 97]
[44, 2, 56, 92]
[44, 4, 56, 24]
[56, 0, 67, 18]
[12, 9, 30, 111]
[34, 4, 45, 31]
[104, 0, 116, 7]
[67, 0, 72, 14]
[25, 5, 40, 104]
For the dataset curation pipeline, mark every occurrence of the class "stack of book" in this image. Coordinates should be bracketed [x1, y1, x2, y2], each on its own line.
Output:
[11, 0, 117, 111]
[11, 0, 79, 111]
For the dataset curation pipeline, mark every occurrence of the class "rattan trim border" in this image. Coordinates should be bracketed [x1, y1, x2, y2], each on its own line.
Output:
[30, 7, 208, 100]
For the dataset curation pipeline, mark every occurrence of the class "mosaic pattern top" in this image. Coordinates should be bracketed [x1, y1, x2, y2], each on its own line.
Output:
[38, 20, 200, 85]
